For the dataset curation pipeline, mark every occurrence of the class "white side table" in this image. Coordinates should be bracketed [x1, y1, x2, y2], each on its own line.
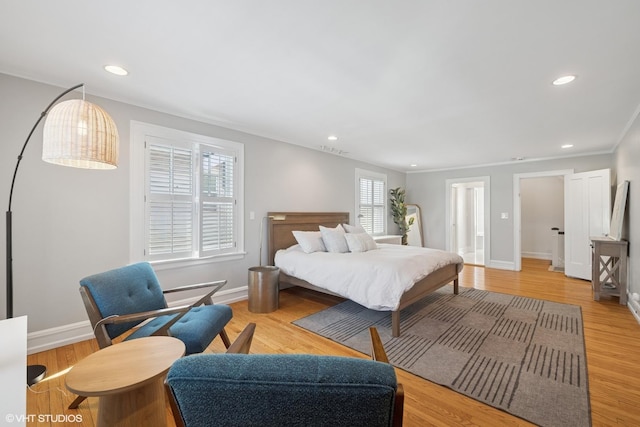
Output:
[373, 235, 403, 245]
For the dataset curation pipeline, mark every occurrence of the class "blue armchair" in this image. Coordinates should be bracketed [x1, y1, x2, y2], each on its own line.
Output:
[165, 327, 404, 427]
[69, 262, 234, 408]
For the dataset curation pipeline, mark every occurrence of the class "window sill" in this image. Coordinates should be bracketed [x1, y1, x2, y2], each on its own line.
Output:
[150, 252, 247, 271]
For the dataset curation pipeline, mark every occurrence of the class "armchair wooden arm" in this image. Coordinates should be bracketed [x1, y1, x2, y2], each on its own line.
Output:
[369, 327, 389, 363]
[95, 304, 194, 340]
[369, 327, 404, 426]
[163, 280, 227, 306]
[96, 305, 191, 327]
[225, 323, 256, 354]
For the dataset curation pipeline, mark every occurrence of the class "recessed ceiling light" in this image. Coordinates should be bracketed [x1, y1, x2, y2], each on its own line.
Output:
[327, 135, 338, 141]
[104, 65, 129, 76]
[561, 144, 574, 149]
[552, 75, 576, 86]
[410, 164, 417, 168]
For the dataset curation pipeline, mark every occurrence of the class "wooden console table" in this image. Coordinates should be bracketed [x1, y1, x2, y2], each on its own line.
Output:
[590, 236, 628, 305]
[66, 336, 185, 427]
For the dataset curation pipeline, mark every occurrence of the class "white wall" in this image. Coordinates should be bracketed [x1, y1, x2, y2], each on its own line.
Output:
[521, 176, 564, 259]
[0, 74, 406, 343]
[614, 106, 640, 315]
[406, 154, 613, 268]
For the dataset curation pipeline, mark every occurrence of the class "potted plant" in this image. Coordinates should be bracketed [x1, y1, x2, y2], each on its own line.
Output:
[389, 187, 414, 245]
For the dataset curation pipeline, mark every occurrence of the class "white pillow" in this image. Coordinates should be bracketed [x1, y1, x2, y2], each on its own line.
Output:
[320, 224, 345, 233]
[343, 223, 367, 234]
[344, 233, 378, 253]
[319, 225, 349, 253]
[292, 231, 326, 253]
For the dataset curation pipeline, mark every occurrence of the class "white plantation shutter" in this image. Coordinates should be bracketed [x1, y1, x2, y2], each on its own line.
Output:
[145, 135, 241, 261]
[356, 170, 386, 235]
[359, 178, 373, 232]
[200, 150, 236, 256]
[372, 179, 385, 233]
[147, 143, 194, 258]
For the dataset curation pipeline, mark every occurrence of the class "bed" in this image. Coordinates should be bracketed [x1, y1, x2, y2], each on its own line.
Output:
[267, 212, 463, 337]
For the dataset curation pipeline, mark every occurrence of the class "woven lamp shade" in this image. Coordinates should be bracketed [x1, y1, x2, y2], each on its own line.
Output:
[42, 99, 119, 169]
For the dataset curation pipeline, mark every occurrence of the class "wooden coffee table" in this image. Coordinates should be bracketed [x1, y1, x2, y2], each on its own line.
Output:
[66, 336, 185, 427]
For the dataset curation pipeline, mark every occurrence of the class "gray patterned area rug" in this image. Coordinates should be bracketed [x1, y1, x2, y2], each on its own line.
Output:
[293, 287, 591, 427]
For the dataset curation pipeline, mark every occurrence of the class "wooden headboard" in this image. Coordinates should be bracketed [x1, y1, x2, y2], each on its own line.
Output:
[267, 212, 350, 265]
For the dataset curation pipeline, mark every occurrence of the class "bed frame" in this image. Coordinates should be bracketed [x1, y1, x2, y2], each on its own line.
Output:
[267, 212, 460, 337]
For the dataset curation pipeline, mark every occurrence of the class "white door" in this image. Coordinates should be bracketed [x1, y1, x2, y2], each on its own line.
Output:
[564, 169, 611, 280]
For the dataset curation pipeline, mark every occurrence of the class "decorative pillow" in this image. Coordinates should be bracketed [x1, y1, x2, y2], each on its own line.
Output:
[292, 231, 326, 253]
[343, 223, 367, 234]
[319, 225, 349, 253]
[344, 233, 378, 253]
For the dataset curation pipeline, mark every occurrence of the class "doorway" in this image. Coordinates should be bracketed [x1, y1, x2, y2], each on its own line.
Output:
[513, 170, 572, 272]
[446, 177, 490, 266]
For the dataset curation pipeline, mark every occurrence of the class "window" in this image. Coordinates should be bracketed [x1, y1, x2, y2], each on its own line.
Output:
[355, 169, 387, 235]
[131, 122, 244, 265]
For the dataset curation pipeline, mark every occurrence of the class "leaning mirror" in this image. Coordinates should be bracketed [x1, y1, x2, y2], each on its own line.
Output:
[405, 204, 423, 246]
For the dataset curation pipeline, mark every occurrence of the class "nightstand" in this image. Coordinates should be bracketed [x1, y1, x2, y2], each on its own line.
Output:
[373, 235, 403, 245]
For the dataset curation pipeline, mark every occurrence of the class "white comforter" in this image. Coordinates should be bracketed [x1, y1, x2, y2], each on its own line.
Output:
[274, 244, 464, 311]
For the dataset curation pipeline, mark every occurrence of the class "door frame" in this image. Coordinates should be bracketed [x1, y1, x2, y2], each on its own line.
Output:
[513, 169, 573, 272]
[445, 176, 491, 266]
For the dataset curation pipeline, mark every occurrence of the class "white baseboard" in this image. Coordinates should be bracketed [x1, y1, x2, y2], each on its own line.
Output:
[521, 251, 552, 260]
[27, 320, 95, 355]
[27, 286, 249, 354]
[486, 260, 516, 270]
[629, 295, 640, 325]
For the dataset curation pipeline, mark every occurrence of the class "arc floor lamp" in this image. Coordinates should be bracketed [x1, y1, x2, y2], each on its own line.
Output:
[6, 83, 119, 385]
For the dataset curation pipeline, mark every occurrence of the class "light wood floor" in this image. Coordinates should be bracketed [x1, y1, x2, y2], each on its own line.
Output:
[26, 259, 640, 426]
